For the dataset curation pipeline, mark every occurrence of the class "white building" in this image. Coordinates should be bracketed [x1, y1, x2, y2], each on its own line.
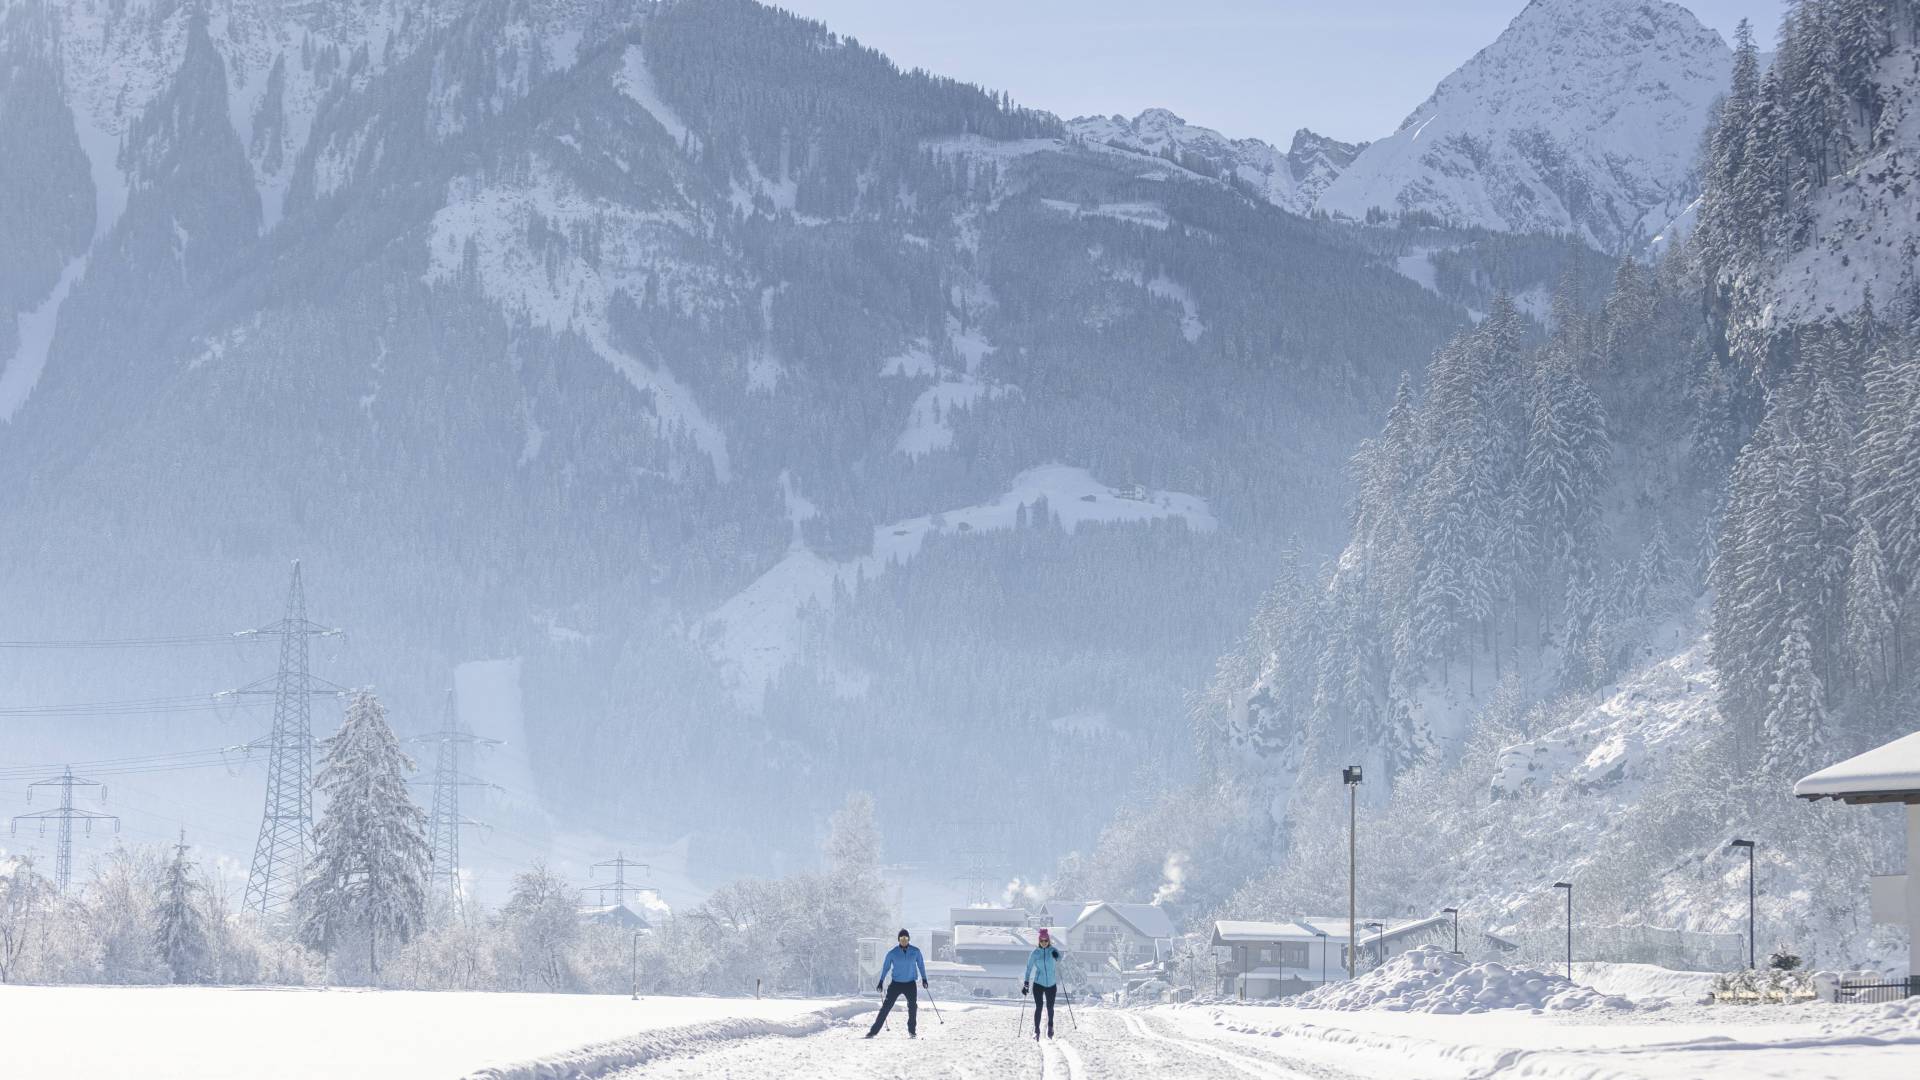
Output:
[1058, 901, 1176, 971]
[1795, 729, 1920, 988]
[1211, 920, 1348, 998]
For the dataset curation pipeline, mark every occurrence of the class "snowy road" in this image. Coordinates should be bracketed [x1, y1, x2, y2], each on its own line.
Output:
[612, 1001, 1359, 1080]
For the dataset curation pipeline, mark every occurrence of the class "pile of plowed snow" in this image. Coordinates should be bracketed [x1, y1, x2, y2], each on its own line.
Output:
[1292, 945, 1635, 1014]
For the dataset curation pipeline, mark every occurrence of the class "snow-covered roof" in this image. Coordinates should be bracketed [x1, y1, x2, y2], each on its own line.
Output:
[1794, 731, 1920, 804]
[1360, 914, 1449, 946]
[949, 906, 1028, 927]
[1071, 902, 1175, 940]
[953, 924, 1058, 951]
[1212, 920, 1324, 944]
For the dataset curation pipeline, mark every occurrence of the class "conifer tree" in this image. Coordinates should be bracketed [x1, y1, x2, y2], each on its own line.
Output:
[297, 690, 430, 981]
[1762, 621, 1829, 782]
[1846, 522, 1898, 691]
[154, 837, 210, 984]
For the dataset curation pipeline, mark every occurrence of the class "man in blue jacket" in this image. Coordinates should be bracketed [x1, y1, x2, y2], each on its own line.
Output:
[866, 929, 928, 1038]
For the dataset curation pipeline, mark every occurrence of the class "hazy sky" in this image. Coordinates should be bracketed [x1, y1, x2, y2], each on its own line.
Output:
[775, 1, 1787, 146]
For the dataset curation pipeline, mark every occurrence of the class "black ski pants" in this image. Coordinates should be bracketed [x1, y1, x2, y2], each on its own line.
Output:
[870, 979, 918, 1035]
[1031, 982, 1056, 1035]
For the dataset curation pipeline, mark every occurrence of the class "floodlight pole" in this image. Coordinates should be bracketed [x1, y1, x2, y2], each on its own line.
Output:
[1730, 839, 1756, 969]
[1343, 765, 1363, 978]
[1552, 882, 1573, 980]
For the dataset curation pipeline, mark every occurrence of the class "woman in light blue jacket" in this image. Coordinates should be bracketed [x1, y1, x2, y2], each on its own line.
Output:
[1020, 927, 1062, 1040]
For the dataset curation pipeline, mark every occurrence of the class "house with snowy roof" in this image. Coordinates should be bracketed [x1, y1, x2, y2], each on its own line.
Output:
[941, 923, 1063, 997]
[1061, 901, 1176, 970]
[1795, 729, 1920, 992]
[1211, 920, 1348, 998]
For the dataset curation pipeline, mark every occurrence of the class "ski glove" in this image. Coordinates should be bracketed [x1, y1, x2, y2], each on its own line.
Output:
[921, 980, 929, 989]
[875, 981, 883, 991]
[1021, 983, 1030, 996]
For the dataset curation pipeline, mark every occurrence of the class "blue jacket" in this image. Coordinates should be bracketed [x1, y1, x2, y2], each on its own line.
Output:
[1023, 945, 1060, 988]
[878, 944, 926, 985]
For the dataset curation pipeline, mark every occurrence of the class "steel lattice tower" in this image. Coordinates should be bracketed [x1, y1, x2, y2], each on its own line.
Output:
[11, 768, 119, 894]
[585, 852, 652, 907]
[238, 561, 342, 919]
[410, 687, 497, 919]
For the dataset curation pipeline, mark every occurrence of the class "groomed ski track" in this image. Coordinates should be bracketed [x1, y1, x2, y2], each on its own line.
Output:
[610, 1002, 1358, 1079]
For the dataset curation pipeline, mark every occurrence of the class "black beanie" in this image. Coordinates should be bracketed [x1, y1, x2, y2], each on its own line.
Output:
[898, 929, 910, 939]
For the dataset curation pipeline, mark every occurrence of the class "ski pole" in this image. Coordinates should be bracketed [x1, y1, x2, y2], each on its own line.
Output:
[1058, 956, 1080, 1031]
[924, 984, 944, 1025]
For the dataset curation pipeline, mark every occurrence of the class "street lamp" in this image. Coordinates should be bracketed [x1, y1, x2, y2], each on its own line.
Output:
[1729, 839, 1756, 970]
[1552, 882, 1573, 980]
[1442, 906, 1460, 955]
[1311, 926, 1329, 986]
[1364, 921, 1385, 970]
[1343, 765, 1363, 977]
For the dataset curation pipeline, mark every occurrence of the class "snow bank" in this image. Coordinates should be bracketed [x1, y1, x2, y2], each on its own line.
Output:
[1816, 997, 1920, 1040]
[464, 1000, 872, 1080]
[0, 985, 853, 1080]
[1574, 961, 1715, 1005]
[1291, 945, 1635, 1014]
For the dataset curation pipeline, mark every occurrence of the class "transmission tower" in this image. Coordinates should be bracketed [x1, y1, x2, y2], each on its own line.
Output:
[407, 687, 498, 919]
[584, 852, 652, 907]
[942, 818, 1016, 905]
[233, 561, 344, 920]
[11, 767, 119, 894]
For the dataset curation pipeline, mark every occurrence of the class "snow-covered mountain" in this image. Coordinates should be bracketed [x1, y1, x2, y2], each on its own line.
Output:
[0, 0, 1465, 878]
[1316, 0, 1733, 251]
[1068, 109, 1362, 216]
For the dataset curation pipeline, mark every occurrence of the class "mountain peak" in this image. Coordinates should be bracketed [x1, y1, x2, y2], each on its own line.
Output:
[1066, 111, 1361, 216]
[1317, 0, 1731, 249]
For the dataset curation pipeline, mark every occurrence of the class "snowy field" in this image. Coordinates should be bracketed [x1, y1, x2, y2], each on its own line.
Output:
[0, 985, 856, 1080]
[3, 983, 1917, 1078]
[602, 998, 1920, 1080]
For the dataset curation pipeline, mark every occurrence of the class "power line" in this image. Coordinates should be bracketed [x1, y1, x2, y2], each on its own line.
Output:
[0, 745, 260, 781]
[10, 768, 119, 894]
[407, 688, 499, 920]
[239, 561, 343, 921]
[0, 695, 272, 718]
[0, 634, 268, 649]
[584, 852, 652, 907]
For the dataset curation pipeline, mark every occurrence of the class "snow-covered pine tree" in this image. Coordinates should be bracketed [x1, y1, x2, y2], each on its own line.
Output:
[1854, 344, 1919, 598]
[297, 690, 430, 981]
[154, 836, 210, 984]
[1696, 18, 1761, 279]
[1523, 348, 1611, 627]
[1846, 522, 1898, 692]
[1761, 620, 1829, 782]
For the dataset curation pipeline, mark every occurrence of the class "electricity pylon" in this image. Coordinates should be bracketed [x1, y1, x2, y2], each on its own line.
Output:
[408, 687, 498, 919]
[585, 852, 652, 907]
[11, 767, 119, 894]
[232, 560, 344, 920]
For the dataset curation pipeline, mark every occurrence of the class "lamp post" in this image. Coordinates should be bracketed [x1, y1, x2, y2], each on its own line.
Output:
[1552, 882, 1573, 980]
[1343, 764, 1363, 978]
[1442, 906, 1460, 955]
[1312, 927, 1329, 985]
[1364, 921, 1385, 970]
[1729, 839, 1756, 970]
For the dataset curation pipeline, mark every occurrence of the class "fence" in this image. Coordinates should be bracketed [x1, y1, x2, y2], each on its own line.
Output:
[1835, 977, 1918, 1004]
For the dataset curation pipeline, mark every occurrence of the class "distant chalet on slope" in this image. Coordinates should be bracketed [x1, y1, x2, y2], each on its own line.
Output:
[1796, 731, 1920, 988]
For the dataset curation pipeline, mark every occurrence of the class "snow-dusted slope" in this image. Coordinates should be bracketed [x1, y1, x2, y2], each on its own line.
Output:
[1762, 46, 1920, 325]
[1317, 0, 1731, 251]
[1069, 109, 1361, 216]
